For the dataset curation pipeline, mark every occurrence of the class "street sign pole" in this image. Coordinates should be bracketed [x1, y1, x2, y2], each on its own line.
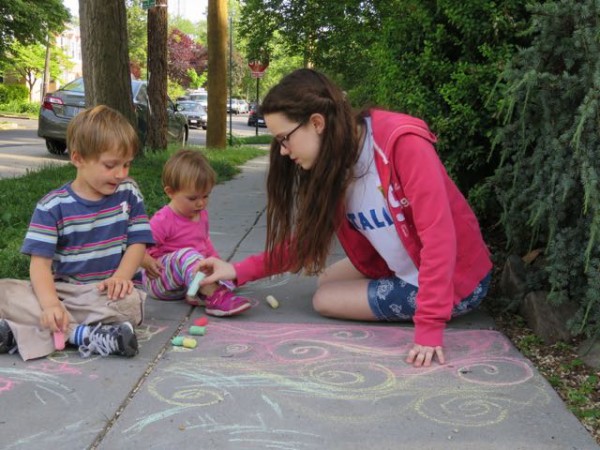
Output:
[255, 78, 259, 136]
[248, 59, 269, 137]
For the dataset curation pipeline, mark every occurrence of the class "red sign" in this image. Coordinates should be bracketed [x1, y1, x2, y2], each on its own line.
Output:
[248, 60, 269, 78]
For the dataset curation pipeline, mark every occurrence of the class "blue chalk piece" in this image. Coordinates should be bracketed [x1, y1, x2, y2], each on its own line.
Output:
[187, 272, 206, 297]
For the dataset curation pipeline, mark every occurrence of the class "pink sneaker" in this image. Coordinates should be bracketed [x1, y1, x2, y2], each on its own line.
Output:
[204, 286, 251, 317]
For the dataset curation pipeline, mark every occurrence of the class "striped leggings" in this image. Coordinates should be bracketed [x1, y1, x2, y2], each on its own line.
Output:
[142, 247, 207, 300]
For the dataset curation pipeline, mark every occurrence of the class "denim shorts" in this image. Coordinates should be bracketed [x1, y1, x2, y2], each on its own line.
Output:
[368, 272, 491, 321]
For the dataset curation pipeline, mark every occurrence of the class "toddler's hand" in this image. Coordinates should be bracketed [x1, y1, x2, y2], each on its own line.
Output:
[98, 276, 134, 300]
[143, 257, 163, 279]
[41, 303, 69, 332]
[405, 343, 445, 367]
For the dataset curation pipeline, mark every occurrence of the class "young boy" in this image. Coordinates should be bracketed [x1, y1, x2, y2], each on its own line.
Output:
[141, 149, 251, 316]
[0, 105, 154, 361]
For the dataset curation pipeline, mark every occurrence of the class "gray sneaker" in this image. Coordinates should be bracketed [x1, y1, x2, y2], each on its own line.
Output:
[0, 319, 16, 354]
[79, 322, 138, 358]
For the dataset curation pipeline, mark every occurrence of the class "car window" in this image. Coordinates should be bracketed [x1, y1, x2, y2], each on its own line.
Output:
[135, 83, 148, 106]
[189, 93, 208, 103]
[61, 78, 85, 92]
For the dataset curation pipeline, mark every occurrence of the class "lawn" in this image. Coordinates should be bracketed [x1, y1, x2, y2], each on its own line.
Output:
[0, 142, 266, 279]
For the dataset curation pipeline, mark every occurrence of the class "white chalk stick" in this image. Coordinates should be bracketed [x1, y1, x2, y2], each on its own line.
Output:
[187, 272, 206, 297]
[265, 295, 279, 309]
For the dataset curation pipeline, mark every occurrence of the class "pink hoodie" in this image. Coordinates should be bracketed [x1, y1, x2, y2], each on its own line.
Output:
[234, 109, 492, 346]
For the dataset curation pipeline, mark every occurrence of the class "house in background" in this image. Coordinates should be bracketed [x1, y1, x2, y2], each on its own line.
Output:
[1, 22, 82, 103]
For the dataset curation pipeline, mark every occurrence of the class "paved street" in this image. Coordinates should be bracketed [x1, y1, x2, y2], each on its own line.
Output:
[0, 114, 269, 179]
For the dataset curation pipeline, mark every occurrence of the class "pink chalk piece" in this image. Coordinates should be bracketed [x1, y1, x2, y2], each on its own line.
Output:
[53, 331, 65, 350]
[194, 317, 209, 327]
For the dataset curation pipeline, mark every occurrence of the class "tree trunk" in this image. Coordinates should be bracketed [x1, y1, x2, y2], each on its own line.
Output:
[206, 0, 228, 149]
[79, 0, 135, 127]
[147, 0, 168, 150]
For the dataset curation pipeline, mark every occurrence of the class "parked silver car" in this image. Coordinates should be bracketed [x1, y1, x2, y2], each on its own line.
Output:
[38, 77, 188, 155]
[176, 100, 207, 130]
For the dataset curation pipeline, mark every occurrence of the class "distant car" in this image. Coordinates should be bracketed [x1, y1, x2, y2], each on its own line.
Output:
[176, 101, 207, 130]
[228, 98, 248, 115]
[247, 105, 266, 127]
[38, 77, 188, 155]
[187, 90, 208, 109]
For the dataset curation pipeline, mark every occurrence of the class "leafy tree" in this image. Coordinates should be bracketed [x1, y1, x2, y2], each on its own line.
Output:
[0, 0, 70, 59]
[492, 1, 600, 338]
[127, 0, 148, 79]
[167, 28, 208, 88]
[239, 0, 529, 206]
[1, 42, 72, 101]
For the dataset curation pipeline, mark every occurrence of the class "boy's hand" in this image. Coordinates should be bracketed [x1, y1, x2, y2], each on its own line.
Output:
[98, 276, 134, 300]
[142, 256, 163, 279]
[41, 303, 69, 332]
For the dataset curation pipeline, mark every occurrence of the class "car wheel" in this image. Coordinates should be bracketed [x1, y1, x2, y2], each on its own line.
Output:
[45, 139, 67, 155]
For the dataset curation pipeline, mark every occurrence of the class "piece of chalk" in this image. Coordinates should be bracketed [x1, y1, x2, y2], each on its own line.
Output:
[194, 316, 209, 326]
[265, 295, 279, 309]
[171, 336, 197, 348]
[53, 331, 65, 350]
[189, 326, 206, 336]
[186, 272, 206, 297]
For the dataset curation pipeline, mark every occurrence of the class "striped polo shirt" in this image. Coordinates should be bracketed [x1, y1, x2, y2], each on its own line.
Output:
[21, 178, 154, 284]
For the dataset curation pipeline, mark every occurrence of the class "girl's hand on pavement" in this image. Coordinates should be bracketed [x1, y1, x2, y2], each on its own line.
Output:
[405, 343, 445, 367]
[196, 257, 237, 285]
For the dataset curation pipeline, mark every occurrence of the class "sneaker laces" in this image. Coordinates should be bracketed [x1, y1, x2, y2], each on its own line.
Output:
[79, 323, 120, 358]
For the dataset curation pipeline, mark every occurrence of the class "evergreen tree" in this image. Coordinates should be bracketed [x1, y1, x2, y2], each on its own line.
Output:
[493, 0, 600, 337]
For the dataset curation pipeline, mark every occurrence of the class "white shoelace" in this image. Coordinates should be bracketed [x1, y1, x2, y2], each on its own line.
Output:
[79, 323, 120, 358]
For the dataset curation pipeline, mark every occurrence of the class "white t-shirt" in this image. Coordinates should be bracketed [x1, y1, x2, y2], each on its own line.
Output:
[345, 118, 419, 286]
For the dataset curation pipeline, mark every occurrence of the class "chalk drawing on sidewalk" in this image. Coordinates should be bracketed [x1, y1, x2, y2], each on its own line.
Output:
[128, 322, 550, 446]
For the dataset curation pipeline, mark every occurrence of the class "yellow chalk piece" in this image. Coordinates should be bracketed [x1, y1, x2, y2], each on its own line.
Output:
[182, 338, 197, 349]
[265, 295, 279, 309]
[171, 336, 197, 348]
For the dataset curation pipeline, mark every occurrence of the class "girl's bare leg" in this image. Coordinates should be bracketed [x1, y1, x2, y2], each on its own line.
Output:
[313, 258, 376, 321]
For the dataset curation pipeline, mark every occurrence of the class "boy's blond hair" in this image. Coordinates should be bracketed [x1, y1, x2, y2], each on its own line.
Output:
[162, 149, 216, 192]
[67, 105, 139, 160]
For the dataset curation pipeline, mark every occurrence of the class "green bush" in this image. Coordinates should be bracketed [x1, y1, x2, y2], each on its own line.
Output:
[338, 0, 531, 216]
[492, 1, 600, 338]
[0, 84, 29, 103]
[0, 100, 39, 115]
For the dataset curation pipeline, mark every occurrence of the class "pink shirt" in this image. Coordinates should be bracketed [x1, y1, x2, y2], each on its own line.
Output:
[147, 205, 218, 259]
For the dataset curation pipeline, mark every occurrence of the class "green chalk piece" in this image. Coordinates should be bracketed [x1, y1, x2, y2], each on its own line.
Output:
[171, 336, 197, 348]
[171, 336, 185, 346]
[189, 325, 206, 336]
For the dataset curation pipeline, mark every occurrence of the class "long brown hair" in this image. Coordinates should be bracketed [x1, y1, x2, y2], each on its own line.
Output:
[260, 69, 360, 275]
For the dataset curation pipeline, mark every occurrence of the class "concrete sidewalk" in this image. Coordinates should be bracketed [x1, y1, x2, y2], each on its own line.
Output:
[1, 155, 598, 450]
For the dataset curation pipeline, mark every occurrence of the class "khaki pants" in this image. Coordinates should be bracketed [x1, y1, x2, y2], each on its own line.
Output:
[0, 279, 145, 361]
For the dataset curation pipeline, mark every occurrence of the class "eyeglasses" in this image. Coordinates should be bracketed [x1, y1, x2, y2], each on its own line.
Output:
[275, 122, 304, 149]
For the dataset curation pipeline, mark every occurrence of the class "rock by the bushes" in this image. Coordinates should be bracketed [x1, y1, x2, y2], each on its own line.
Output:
[577, 338, 600, 370]
[519, 291, 578, 345]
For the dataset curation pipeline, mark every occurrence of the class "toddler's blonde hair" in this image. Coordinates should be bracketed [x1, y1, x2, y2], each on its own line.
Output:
[162, 149, 216, 192]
